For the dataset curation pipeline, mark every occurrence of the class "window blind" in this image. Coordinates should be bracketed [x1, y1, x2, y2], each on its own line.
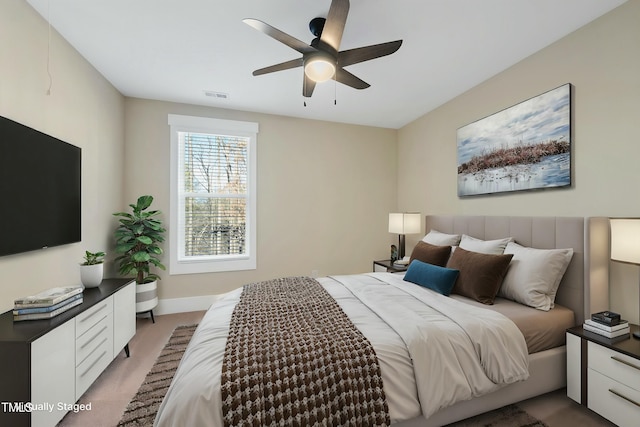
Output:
[179, 132, 248, 258]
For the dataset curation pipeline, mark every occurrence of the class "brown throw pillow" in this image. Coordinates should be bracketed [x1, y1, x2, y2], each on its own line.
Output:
[409, 241, 452, 267]
[446, 247, 513, 304]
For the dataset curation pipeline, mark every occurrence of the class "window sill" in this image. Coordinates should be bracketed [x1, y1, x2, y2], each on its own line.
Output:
[169, 257, 256, 275]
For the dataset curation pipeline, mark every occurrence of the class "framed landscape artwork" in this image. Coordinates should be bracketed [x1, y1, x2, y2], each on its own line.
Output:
[457, 83, 572, 197]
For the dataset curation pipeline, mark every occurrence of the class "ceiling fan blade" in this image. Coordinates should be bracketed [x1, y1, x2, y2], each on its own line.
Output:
[253, 58, 304, 76]
[243, 18, 317, 54]
[303, 74, 317, 98]
[335, 67, 370, 90]
[319, 0, 350, 54]
[338, 40, 403, 67]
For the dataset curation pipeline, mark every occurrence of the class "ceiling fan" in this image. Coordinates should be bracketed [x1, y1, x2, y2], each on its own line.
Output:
[243, 0, 402, 98]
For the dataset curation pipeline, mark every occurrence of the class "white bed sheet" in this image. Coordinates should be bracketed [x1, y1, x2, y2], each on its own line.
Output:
[154, 273, 529, 426]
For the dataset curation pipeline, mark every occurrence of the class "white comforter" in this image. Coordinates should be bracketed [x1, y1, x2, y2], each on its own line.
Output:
[154, 273, 529, 426]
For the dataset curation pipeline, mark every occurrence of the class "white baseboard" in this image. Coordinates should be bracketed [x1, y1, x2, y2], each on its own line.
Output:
[154, 294, 223, 315]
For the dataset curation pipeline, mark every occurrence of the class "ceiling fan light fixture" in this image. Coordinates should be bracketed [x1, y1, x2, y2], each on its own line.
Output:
[245, 0, 402, 96]
[304, 56, 335, 82]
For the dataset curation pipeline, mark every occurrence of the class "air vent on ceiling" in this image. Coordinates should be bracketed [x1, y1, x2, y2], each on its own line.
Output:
[204, 90, 229, 100]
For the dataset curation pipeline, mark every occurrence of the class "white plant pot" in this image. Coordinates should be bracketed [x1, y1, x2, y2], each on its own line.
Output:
[136, 280, 158, 313]
[80, 263, 103, 288]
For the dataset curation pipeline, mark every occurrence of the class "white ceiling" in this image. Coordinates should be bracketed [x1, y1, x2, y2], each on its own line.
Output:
[26, 0, 626, 129]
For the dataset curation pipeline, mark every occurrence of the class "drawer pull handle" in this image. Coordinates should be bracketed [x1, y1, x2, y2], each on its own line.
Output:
[79, 303, 108, 323]
[80, 350, 107, 377]
[77, 337, 108, 366]
[611, 355, 640, 371]
[609, 389, 640, 408]
[80, 326, 108, 350]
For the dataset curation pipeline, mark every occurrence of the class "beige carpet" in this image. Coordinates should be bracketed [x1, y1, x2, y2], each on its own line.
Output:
[117, 324, 197, 427]
[117, 323, 549, 427]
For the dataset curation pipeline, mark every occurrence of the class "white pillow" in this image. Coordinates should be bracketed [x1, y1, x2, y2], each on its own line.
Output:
[459, 234, 512, 255]
[498, 242, 574, 311]
[422, 229, 461, 246]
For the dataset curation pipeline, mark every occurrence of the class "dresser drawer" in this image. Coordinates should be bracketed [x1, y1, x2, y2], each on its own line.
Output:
[588, 341, 640, 391]
[76, 297, 113, 338]
[588, 368, 640, 427]
[76, 334, 113, 400]
[76, 314, 113, 367]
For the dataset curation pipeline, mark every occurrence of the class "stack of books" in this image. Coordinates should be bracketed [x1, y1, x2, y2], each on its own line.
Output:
[393, 257, 411, 268]
[13, 287, 84, 322]
[583, 311, 630, 339]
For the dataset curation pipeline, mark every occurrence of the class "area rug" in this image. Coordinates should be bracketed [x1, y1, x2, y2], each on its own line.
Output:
[117, 324, 198, 427]
[118, 323, 548, 427]
[445, 403, 549, 426]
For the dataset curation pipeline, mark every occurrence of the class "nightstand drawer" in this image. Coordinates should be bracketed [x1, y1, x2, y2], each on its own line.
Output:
[588, 341, 640, 391]
[76, 298, 113, 338]
[588, 368, 640, 427]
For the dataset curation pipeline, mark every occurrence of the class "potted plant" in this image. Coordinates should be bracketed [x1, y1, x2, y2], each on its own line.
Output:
[113, 195, 166, 315]
[80, 250, 105, 288]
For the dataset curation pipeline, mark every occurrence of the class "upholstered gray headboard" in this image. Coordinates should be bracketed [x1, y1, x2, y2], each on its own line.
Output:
[424, 215, 610, 326]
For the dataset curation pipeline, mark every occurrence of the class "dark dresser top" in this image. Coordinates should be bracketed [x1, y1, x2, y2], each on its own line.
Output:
[0, 278, 132, 344]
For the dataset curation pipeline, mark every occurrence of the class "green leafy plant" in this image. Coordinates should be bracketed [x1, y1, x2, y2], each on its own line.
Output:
[113, 195, 166, 284]
[82, 250, 105, 265]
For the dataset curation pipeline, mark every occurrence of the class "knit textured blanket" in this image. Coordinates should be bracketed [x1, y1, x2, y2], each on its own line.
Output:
[221, 276, 390, 426]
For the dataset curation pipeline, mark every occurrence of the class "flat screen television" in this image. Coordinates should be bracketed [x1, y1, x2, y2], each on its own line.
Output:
[0, 115, 81, 257]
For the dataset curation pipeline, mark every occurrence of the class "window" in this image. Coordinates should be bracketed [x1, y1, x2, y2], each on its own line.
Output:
[168, 114, 258, 274]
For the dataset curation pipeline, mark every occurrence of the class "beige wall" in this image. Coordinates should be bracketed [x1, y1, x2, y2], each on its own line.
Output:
[124, 98, 398, 299]
[2, 0, 638, 320]
[397, 0, 640, 321]
[0, 0, 125, 312]
[0, 0, 396, 309]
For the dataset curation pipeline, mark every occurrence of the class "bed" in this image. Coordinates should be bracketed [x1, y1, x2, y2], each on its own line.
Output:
[154, 215, 610, 426]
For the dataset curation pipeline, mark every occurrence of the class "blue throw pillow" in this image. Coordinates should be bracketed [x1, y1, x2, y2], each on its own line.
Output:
[403, 259, 460, 296]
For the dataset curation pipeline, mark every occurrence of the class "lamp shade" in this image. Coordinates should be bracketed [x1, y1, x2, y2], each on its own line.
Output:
[388, 213, 421, 235]
[304, 56, 335, 82]
[610, 218, 640, 264]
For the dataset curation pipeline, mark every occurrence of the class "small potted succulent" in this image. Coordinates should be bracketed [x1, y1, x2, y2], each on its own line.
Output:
[80, 250, 106, 288]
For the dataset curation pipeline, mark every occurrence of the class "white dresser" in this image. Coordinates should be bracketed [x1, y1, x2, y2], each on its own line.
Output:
[566, 325, 640, 427]
[0, 279, 135, 427]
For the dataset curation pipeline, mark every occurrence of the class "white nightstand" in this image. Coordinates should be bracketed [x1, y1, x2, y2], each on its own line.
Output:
[566, 324, 640, 427]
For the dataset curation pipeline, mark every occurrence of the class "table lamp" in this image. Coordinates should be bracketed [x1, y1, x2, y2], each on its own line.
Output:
[610, 218, 640, 339]
[388, 213, 421, 259]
